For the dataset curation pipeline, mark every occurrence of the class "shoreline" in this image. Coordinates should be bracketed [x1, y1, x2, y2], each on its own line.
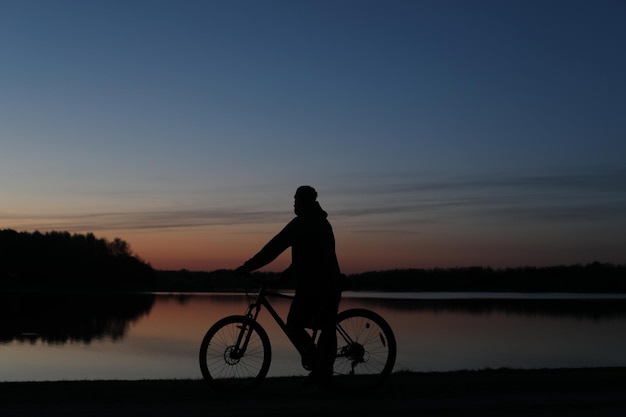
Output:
[2, 368, 626, 416]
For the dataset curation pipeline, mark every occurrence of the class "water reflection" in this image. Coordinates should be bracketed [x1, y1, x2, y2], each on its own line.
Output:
[2, 292, 626, 381]
[3, 292, 624, 346]
[0, 293, 155, 344]
[346, 295, 626, 320]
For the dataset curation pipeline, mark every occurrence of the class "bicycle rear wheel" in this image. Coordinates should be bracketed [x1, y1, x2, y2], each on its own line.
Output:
[199, 315, 271, 391]
[332, 308, 396, 393]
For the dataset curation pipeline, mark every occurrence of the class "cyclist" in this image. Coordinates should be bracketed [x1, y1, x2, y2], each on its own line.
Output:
[235, 185, 342, 385]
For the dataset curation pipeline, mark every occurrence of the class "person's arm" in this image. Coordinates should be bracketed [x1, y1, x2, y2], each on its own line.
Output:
[236, 219, 296, 273]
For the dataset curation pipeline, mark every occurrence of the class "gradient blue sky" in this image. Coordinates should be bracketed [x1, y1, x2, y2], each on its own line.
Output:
[2, 0, 625, 273]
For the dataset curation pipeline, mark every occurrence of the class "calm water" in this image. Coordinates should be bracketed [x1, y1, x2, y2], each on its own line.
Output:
[2, 291, 626, 381]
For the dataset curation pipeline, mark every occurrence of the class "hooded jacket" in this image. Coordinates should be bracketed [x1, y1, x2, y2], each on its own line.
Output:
[240, 201, 341, 295]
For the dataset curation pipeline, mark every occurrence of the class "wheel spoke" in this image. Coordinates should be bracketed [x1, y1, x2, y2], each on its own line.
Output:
[333, 309, 396, 393]
[199, 316, 271, 391]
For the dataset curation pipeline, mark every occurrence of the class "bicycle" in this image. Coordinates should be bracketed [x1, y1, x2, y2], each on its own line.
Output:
[199, 280, 396, 394]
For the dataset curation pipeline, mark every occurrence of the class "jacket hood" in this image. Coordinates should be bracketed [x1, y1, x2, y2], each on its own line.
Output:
[297, 201, 327, 218]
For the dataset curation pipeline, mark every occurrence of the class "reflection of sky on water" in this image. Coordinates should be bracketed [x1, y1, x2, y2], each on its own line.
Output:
[0, 293, 155, 345]
[2, 293, 626, 381]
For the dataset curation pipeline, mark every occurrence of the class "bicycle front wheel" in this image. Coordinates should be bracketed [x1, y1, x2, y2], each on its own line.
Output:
[333, 308, 396, 393]
[199, 315, 271, 392]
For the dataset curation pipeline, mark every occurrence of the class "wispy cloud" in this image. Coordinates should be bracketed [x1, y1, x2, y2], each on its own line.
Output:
[3, 168, 625, 236]
[328, 167, 626, 232]
[1, 207, 287, 233]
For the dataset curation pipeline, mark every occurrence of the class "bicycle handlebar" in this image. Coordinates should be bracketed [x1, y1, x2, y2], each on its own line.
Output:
[233, 270, 294, 300]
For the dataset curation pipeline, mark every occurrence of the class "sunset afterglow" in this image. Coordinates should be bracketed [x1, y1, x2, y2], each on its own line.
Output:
[2, 1, 625, 273]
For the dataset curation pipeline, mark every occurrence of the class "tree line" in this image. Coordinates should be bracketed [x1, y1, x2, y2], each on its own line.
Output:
[1, 229, 624, 293]
[0, 229, 153, 288]
[347, 263, 626, 293]
[151, 262, 626, 293]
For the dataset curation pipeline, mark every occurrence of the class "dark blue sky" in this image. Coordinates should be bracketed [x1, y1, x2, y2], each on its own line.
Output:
[1, 0, 625, 271]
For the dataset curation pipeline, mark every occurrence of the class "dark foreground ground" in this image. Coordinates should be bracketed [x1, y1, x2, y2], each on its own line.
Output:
[2, 368, 626, 417]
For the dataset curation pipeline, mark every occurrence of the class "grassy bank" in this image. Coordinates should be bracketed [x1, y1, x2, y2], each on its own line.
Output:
[2, 368, 626, 416]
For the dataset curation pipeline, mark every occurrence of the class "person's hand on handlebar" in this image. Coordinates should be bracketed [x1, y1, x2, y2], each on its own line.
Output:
[234, 265, 251, 276]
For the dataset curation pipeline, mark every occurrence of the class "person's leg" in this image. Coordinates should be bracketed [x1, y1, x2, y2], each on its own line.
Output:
[286, 296, 315, 360]
[313, 324, 336, 379]
[311, 291, 341, 381]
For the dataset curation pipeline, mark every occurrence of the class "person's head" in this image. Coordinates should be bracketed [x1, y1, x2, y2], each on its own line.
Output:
[294, 185, 317, 216]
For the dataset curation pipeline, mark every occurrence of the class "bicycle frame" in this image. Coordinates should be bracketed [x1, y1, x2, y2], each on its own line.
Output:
[200, 284, 397, 392]
[237, 285, 308, 357]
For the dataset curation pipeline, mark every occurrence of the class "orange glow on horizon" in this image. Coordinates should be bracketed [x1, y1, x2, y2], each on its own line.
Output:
[125, 228, 448, 273]
[90, 223, 619, 275]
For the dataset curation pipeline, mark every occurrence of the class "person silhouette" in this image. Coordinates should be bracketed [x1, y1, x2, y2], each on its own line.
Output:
[235, 185, 342, 386]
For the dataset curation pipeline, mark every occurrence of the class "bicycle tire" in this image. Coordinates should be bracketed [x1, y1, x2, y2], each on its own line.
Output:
[199, 315, 271, 391]
[332, 308, 396, 393]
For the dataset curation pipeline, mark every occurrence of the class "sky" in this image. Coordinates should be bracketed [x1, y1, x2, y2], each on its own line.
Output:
[1, 0, 625, 273]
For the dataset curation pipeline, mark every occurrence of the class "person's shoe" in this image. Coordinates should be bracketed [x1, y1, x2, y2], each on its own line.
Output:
[315, 368, 333, 391]
[302, 367, 333, 389]
[302, 371, 318, 387]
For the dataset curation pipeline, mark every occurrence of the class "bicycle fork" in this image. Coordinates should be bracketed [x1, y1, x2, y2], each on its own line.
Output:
[232, 305, 262, 359]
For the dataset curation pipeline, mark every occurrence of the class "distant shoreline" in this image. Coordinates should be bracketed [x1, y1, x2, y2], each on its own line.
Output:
[3, 261, 626, 293]
[3, 287, 626, 297]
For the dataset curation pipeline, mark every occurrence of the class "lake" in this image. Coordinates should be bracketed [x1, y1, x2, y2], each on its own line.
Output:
[2, 291, 626, 381]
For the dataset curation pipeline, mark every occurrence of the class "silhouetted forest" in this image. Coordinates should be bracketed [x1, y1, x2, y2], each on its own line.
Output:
[152, 263, 626, 294]
[1, 229, 624, 293]
[346, 263, 626, 293]
[0, 229, 154, 289]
